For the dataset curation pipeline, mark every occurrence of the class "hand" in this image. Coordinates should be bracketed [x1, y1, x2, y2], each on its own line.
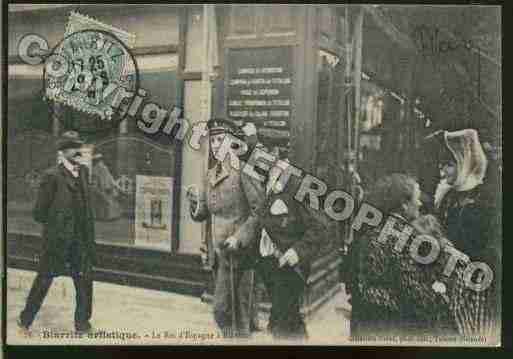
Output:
[115, 183, 124, 195]
[186, 186, 199, 211]
[279, 248, 299, 267]
[224, 236, 240, 251]
[186, 185, 199, 203]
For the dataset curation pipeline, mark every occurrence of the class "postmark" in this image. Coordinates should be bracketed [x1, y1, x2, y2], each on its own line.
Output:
[43, 14, 139, 132]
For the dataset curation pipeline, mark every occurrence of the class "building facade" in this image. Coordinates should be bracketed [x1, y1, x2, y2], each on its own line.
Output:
[8, 4, 500, 315]
[7, 4, 348, 314]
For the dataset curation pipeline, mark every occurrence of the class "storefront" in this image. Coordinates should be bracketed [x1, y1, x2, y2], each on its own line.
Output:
[7, 4, 347, 313]
[9, 4, 500, 316]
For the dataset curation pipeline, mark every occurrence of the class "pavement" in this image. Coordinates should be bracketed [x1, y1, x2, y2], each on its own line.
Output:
[5, 268, 351, 345]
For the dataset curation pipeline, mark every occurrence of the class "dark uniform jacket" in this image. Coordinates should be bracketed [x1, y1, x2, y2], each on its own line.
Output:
[33, 164, 96, 276]
[258, 178, 330, 277]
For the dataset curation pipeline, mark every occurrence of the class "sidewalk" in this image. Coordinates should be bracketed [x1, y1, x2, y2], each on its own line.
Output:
[6, 268, 350, 345]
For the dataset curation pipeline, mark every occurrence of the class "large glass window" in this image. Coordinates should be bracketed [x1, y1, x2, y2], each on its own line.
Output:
[7, 54, 180, 252]
[7, 75, 54, 237]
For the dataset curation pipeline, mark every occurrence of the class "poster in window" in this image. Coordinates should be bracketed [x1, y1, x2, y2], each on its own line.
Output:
[135, 175, 173, 251]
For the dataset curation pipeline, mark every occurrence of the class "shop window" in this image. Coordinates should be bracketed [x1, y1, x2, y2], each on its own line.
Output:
[362, 95, 384, 132]
[87, 57, 179, 251]
[7, 77, 54, 235]
[7, 55, 180, 252]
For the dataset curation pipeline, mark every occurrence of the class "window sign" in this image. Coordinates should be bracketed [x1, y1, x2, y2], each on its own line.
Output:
[134, 175, 174, 251]
[227, 46, 294, 154]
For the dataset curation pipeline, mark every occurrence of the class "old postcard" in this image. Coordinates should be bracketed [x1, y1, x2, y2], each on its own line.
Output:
[3, 4, 502, 347]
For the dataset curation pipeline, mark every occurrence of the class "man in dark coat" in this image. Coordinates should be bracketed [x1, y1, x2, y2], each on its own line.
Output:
[256, 161, 329, 340]
[17, 131, 96, 335]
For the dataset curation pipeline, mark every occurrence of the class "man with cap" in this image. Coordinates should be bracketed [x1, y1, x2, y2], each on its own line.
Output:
[186, 118, 265, 338]
[256, 158, 329, 340]
[17, 131, 96, 335]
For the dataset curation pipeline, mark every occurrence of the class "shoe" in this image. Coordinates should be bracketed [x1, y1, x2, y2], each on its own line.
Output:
[75, 321, 93, 334]
[17, 318, 32, 337]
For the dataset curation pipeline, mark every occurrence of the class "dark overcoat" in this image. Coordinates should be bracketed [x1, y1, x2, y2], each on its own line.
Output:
[33, 163, 96, 276]
[438, 185, 500, 336]
[258, 178, 330, 278]
[438, 185, 499, 269]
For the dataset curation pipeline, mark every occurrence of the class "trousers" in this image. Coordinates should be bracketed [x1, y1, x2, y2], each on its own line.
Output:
[212, 253, 257, 338]
[20, 272, 93, 329]
[256, 257, 307, 340]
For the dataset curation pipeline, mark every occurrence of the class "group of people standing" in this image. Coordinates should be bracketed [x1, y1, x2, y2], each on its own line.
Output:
[349, 129, 501, 339]
[187, 119, 329, 340]
[17, 122, 328, 341]
[188, 119, 500, 341]
[17, 119, 500, 343]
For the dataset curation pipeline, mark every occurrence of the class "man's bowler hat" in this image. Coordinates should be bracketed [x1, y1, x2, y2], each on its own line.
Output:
[57, 131, 84, 151]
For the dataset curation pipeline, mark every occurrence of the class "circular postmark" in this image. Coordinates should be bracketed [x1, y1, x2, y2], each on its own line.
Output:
[43, 29, 140, 133]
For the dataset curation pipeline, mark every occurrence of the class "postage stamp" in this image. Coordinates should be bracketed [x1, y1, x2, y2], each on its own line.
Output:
[44, 11, 139, 129]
